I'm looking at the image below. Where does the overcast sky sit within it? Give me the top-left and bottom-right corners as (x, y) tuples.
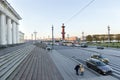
(7, 0), (120, 39)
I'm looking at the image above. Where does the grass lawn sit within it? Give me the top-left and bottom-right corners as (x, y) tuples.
(89, 42), (120, 48)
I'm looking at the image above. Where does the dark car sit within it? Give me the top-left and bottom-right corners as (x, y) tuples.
(80, 43), (88, 48)
(97, 46), (104, 49)
(86, 58), (112, 75)
(91, 54), (109, 64)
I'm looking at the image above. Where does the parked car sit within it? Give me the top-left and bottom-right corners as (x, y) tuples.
(80, 43), (88, 48)
(46, 46), (52, 51)
(91, 54), (109, 64)
(86, 58), (112, 75)
(74, 44), (81, 47)
(97, 46), (104, 49)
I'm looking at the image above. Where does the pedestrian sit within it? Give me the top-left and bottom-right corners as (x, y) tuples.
(74, 64), (80, 75)
(79, 64), (84, 76)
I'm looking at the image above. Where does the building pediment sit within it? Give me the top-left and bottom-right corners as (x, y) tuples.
(0, 0), (22, 21)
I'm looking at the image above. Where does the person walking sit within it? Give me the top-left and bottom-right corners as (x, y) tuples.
(79, 64), (84, 76)
(74, 64), (80, 75)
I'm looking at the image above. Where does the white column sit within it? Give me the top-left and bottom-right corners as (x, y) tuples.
(0, 13), (7, 45)
(7, 18), (12, 45)
(12, 21), (16, 44)
(14, 23), (17, 44)
(16, 24), (19, 43)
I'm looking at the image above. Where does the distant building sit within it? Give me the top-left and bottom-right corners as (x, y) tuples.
(65, 36), (78, 42)
(19, 31), (24, 43)
(87, 34), (120, 42)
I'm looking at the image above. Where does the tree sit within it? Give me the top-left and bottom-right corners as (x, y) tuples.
(100, 35), (105, 43)
(93, 35), (100, 43)
(110, 36), (114, 43)
(86, 35), (92, 42)
(116, 34), (120, 42)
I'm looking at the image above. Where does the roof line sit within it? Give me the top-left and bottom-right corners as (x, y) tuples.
(2, 0), (22, 20)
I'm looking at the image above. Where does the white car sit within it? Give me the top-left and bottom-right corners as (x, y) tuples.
(46, 47), (52, 50)
(74, 44), (81, 47)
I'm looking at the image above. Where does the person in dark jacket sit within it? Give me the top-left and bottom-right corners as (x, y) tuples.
(74, 64), (80, 75)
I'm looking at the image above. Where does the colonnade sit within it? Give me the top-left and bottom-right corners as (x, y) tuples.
(0, 0), (22, 46)
(0, 12), (19, 46)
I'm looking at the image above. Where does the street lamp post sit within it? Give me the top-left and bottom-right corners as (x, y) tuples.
(34, 31), (37, 43)
(82, 32), (84, 42)
(31, 34), (33, 40)
(52, 25), (54, 49)
(108, 26), (110, 47)
(31, 34), (33, 43)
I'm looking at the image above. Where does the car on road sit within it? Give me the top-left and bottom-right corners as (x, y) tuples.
(74, 44), (81, 47)
(86, 58), (112, 75)
(46, 46), (52, 51)
(97, 46), (104, 49)
(91, 54), (109, 64)
(80, 43), (88, 48)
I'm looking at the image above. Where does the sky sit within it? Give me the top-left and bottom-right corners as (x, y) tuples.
(7, 0), (120, 39)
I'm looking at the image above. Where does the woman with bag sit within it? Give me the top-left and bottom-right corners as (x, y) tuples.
(80, 64), (84, 76)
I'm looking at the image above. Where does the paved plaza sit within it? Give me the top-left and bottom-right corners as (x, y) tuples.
(0, 44), (119, 80)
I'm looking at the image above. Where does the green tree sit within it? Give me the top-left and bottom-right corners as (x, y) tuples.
(116, 34), (120, 42)
(93, 35), (100, 43)
(86, 35), (93, 42)
(110, 36), (114, 43)
(101, 35), (105, 43)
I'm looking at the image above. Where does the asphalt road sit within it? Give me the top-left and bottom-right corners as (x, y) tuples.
(53, 45), (120, 79)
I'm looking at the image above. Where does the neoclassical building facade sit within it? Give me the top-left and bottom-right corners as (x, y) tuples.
(0, 0), (22, 46)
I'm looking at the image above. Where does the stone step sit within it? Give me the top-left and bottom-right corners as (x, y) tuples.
(0, 45), (33, 61)
(37, 48), (42, 80)
(0, 47), (27, 67)
(0, 45), (34, 63)
(0, 50), (26, 72)
(0, 50), (30, 80)
(18, 48), (36, 80)
(1, 46), (64, 80)
(6, 52), (33, 80)
(0, 45), (35, 80)
(31, 53), (39, 80)
(11, 47), (38, 80)
(36, 48), (63, 80)
(0, 48), (24, 61)
(9, 52), (34, 80)
(25, 51), (37, 80)
(0, 45), (33, 71)
(0, 44), (25, 56)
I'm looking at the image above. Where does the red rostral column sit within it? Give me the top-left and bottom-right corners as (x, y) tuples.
(61, 23), (65, 40)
